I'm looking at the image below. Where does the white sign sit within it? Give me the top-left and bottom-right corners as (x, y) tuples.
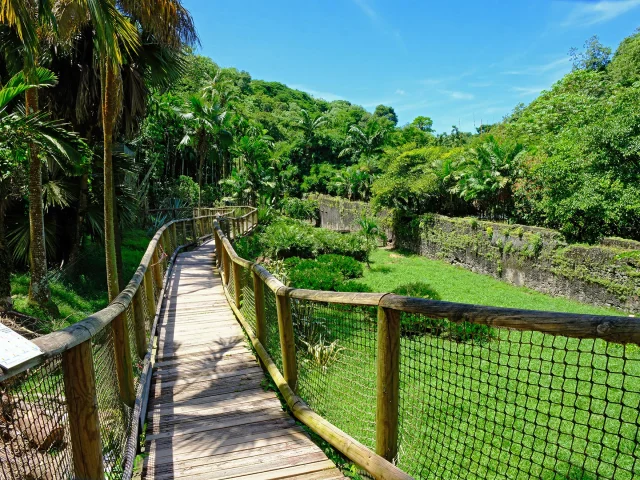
(0, 324), (43, 370)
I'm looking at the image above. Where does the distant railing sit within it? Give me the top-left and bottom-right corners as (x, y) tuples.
(0, 207), (250, 480)
(214, 216), (640, 480)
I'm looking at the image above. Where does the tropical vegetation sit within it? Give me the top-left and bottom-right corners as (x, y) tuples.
(1, 7), (638, 323)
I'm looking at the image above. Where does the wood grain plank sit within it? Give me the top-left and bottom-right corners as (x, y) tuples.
(142, 242), (343, 480)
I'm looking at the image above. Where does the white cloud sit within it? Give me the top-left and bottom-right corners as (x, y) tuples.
(502, 57), (570, 75)
(441, 90), (475, 100)
(469, 81), (493, 87)
(351, 0), (404, 46)
(395, 89), (406, 95)
(352, 0), (378, 20)
(290, 85), (343, 102)
(512, 86), (547, 97)
(561, 0), (640, 27)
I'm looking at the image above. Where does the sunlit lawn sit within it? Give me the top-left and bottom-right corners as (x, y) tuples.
(281, 248), (639, 479)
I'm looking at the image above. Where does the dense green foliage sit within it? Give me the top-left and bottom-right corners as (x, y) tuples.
(2, 16), (639, 317)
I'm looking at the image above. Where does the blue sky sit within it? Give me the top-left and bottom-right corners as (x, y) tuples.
(183, 0), (640, 133)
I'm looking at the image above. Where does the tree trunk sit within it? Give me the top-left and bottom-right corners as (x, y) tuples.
(103, 62), (120, 302)
(67, 172), (89, 276)
(0, 198), (12, 311)
(25, 87), (52, 309)
(113, 174), (124, 291)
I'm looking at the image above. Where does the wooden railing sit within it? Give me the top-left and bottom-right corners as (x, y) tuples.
(214, 216), (640, 480)
(0, 208), (251, 480)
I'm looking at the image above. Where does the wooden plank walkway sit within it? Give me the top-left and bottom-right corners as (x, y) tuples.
(142, 241), (346, 480)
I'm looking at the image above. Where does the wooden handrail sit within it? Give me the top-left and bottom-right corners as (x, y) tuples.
(212, 215), (639, 480)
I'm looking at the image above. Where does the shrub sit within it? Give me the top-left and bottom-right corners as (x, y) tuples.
(486, 226), (494, 238)
(317, 254), (364, 279)
(287, 260), (344, 291)
(280, 197), (319, 221)
(259, 218), (368, 261)
(337, 280), (373, 293)
(393, 282), (493, 343)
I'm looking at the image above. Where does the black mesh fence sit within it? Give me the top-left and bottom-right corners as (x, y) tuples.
(0, 356), (73, 480)
(264, 287), (283, 373)
(240, 265), (256, 334)
(227, 264), (236, 308)
(291, 299), (378, 450)
(92, 326), (132, 478)
(397, 312), (640, 480)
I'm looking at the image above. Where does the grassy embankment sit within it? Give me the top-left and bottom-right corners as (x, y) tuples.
(279, 248), (635, 480)
(10, 229), (151, 332)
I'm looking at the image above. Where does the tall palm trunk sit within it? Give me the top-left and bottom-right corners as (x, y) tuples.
(103, 62), (120, 301)
(25, 87), (52, 308)
(67, 170), (89, 276)
(0, 196), (12, 311)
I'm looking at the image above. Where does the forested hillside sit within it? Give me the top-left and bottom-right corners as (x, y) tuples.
(141, 30), (640, 244)
(1, 24), (639, 313)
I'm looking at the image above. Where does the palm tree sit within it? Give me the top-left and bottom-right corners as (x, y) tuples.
(1, 0), (58, 308)
(54, 0), (196, 300)
(296, 109), (327, 143)
(339, 120), (390, 161)
(180, 95), (229, 207)
(0, 68), (84, 309)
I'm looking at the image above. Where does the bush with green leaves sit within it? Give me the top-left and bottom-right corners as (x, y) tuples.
(287, 259), (344, 291)
(259, 218), (367, 260)
(316, 254), (363, 279)
(280, 197), (319, 221)
(393, 282), (493, 342)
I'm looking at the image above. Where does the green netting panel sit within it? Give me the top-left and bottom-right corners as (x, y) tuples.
(92, 327), (131, 478)
(291, 299), (378, 450)
(0, 356), (74, 480)
(240, 266), (256, 334)
(397, 312), (640, 480)
(264, 288), (282, 372)
(227, 265), (236, 308)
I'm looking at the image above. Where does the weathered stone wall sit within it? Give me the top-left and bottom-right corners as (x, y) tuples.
(312, 194), (393, 241)
(315, 195), (640, 313)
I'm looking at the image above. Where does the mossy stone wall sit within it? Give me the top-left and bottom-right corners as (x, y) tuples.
(315, 195), (640, 313)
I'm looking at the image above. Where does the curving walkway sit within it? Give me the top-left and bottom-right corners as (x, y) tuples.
(142, 241), (346, 480)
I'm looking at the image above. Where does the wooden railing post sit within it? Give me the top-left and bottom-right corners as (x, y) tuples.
(171, 223), (178, 250)
(214, 228), (222, 268)
(276, 288), (297, 392)
(151, 248), (163, 301)
(192, 218), (197, 241)
(182, 220), (187, 244)
(253, 270), (266, 345)
(62, 340), (104, 480)
(132, 286), (147, 359)
(144, 269), (156, 323)
(112, 311), (136, 407)
(232, 218), (237, 240)
(222, 243), (230, 285)
(233, 261), (243, 307)
(376, 306), (401, 462)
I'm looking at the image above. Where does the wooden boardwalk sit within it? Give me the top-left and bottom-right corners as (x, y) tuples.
(142, 242), (346, 480)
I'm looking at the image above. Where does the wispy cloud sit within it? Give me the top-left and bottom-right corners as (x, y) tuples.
(561, 0), (640, 27)
(351, 0), (404, 47)
(290, 85), (343, 102)
(501, 56), (570, 75)
(469, 81), (494, 88)
(441, 90), (475, 100)
(512, 86), (547, 97)
(395, 89), (406, 95)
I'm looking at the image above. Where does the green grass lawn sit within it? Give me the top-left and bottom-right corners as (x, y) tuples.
(265, 248), (639, 480)
(354, 248), (622, 316)
(10, 228), (152, 332)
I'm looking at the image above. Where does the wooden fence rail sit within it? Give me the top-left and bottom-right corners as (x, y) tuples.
(213, 215), (640, 480)
(0, 207), (254, 480)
